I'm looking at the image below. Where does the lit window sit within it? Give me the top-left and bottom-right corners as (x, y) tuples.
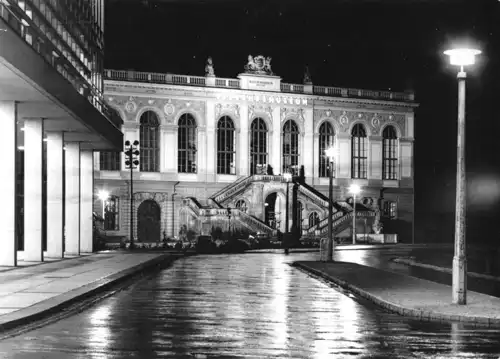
(217, 116), (235, 174)
(383, 201), (398, 219)
(351, 124), (367, 179)
(139, 111), (160, 172)
(178, 113), (197, 173)
(104, 196), (119, 230)
(235, 199), (247, 213)
(308, 212), (320, 228)
(383, 126), (398, 180)
(319, 121), (334, 178)
(250, 118), (268, 175)
(99, 151), (120, 171)
(282, 120), (300, 175)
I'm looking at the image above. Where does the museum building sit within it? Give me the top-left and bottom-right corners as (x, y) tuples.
(96, 55), (417, 243)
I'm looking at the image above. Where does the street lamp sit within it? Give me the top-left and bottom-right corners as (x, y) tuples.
(324, 146), (337, 261)
(97, 190), (109, 226)
(125, 140), (140, 249)
(444, 46), (481, 305)
(349, 184), (361, 245)
(283, 172), (292, 254)
(227, 207), (232, 236)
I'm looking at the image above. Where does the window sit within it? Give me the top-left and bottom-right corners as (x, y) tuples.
(178, 113), (197, 173)
(235, 199), (247, 213)
(99, 151), (120, 171)
(139, 111), (160, 172)
(217, 116), (235, 174)
(319, 121), (335, 178)
(104, 196), (119, 230)
(250, 118), (268, 175)
(308, 212), (320, 228)
(383, 201), (398, 219)
(383, 125), (398, 180)
(282, 119), (300, 175)
(351, 124), (367, 179)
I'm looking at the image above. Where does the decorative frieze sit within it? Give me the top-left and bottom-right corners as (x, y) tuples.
(215, 103), (240, 119)
(133, 191), (169, 203)
(249, 104), (273, 121)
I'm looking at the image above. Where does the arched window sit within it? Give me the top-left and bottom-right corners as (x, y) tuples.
(250, 118), (268, 175)
(235, 199), (247, 213)
(178, 113), (197, 173)
(217, 116), (235, 174)
(308, 212), (319, 228)
(282, 119), (300, 175)
(139, 111), (160, 172)
(351, 124), (367, 179)
(383, 125), (398, 180)
(319, 121), (335, 178)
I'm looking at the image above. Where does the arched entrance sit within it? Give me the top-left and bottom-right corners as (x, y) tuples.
(137, 200), (161, 242)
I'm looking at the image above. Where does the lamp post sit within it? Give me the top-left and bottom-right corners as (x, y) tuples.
(125, 140), (140, 249)
(324, 146), (337, 261)
(283, 172), (292, 254)
(97, 190), (109, 228)
(444, 47), (481, 305)
(349, 184), (361, 245)
(227, 207), (232, 236)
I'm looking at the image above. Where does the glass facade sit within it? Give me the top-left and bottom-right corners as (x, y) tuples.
(0, 1), (119, 126)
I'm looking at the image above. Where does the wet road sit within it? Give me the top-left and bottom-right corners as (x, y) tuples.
(2, 250), (500, 358)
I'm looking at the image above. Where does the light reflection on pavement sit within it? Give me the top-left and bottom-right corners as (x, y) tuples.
(0, 250), (500, 358)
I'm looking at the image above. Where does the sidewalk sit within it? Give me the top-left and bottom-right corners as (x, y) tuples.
(293, 261), (500, 327)
(246, 243), (452, 253)
(0, 251), (188, 334)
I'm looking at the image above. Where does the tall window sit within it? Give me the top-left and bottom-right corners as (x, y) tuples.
(351, 124), (367, 179)
(104, 196), (119, 230)
(250, 118), (268, 175)
(308, 212), (319, 228)
(319, 122), (335, 177)
(139, 111), (160, 172)
(178, 113), (197, 173)
(99, 151), (121, 171)
(383, 201), (398, 219)
(282, 120), (300, 175)
(235, 199), (248, 213)
(217, 116), (235, 174)
(383, 125), (398, 180)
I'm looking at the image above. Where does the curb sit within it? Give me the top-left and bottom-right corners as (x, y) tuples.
(0, 253), (191, 334)
(292, 262), (500, 328)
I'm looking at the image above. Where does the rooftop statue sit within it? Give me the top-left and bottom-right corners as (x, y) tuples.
(303, 65), (312, 84)
(205, 56), (215, 76)
(244, 55), (274, 75)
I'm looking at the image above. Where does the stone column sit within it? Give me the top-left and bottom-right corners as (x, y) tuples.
(23, 118), (44, 262)
(206, 100), (216, 181)
(0, 102), (17, 266)
(271, 107), (280, 174)
(65, 142), (80, 255)
(80, 150), (94, 253)
(303, 108), (314, 181)
(337, 133), (351, 178)
(46, 132), (64, 258)
(166, 198), (174, 237)
(312, 133), (319, 184)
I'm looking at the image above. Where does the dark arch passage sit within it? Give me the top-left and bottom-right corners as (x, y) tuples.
(137, 200), (161, 242)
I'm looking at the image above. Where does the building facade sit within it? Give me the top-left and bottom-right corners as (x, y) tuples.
(0, 0), (123, 266)
(98, 55), (417, 243)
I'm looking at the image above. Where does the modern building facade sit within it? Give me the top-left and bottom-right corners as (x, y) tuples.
(0, 0), (123, 266)
(98, 55), (417, 244)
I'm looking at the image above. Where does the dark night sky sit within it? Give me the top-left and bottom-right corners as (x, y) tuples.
(105, 0), (500, 228)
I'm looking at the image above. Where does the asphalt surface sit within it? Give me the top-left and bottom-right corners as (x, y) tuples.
(1, 249), (500, 358)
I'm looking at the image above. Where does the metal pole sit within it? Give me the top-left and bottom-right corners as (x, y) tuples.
(327, 159), (333, 261)
(130, 150), (134, 249)
(352, 193), (357, 245)
(285, 182), (289, 234)
(453, 70), (467, 305)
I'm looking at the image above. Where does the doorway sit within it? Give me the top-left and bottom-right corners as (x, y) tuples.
(137, 200), (161, 242)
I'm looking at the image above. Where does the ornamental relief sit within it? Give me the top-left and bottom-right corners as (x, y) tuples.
(248, 104), (273, 122)
(313, 109), (406, 136)
(280, 107), (305, 128)
(134, 191), (169, 203)
(215, 103), (240, 119)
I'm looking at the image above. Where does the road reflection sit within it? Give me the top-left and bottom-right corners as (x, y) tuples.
(1, 251), (500, 358)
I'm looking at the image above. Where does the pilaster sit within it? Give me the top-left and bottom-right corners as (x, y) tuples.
(239, 103), (249, 175)
(337, 133), (351, 178)
(369, 135), (382, 180)
(303, 108), (314, 181)
(271, 106), (280, 173)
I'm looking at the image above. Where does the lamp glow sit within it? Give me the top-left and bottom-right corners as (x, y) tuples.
(444, 48), (481, 67)
(349, 184), (361, 195)
(283, 172), (292, 182)
(97, 190), (109, 202)
(324, 146), (337, 160)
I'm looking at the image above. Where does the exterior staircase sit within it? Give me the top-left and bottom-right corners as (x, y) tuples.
(182, 174), (376, 239)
